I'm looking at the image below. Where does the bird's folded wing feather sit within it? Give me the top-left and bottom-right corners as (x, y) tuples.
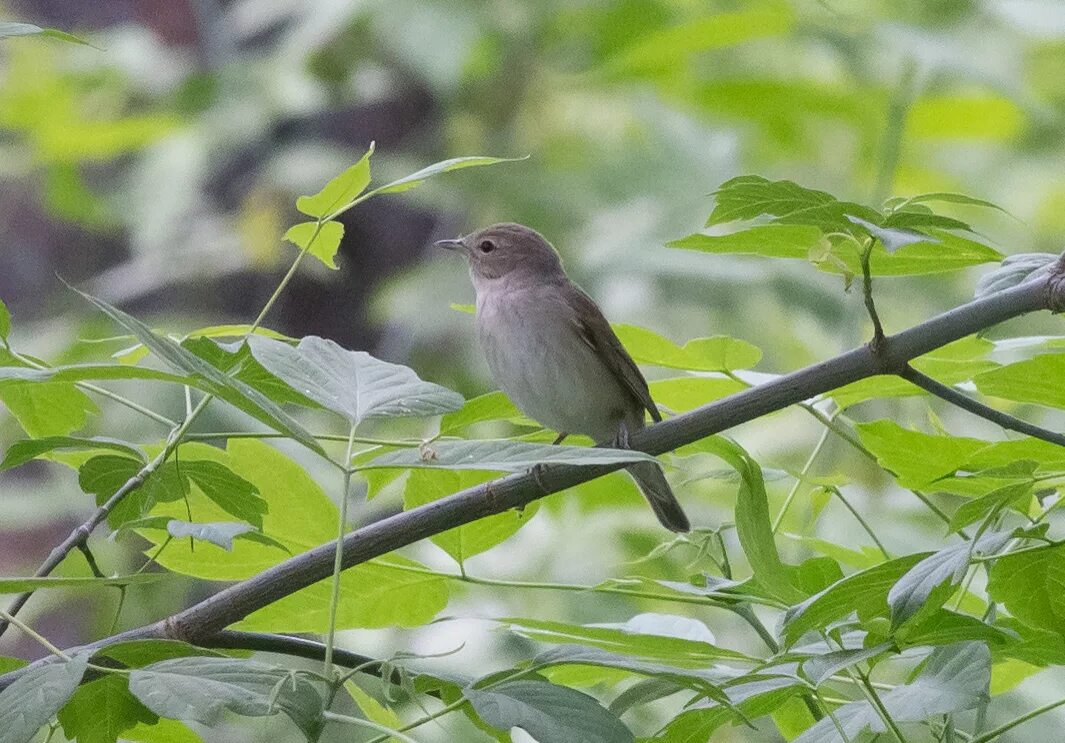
(565, 283), (662, 423)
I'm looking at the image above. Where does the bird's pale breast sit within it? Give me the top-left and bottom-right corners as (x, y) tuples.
(475, 280), (631, 441)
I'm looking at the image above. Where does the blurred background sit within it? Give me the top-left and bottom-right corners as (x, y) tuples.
(2, 0), (1065, 740)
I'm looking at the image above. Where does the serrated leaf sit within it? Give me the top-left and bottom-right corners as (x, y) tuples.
(79, 455), (187, 527)
(987, 544), (1065, 634)
(66, 285), (322, 454)
(248, 335), (463, 426)
(371, 156), (524, 195)
(0, 652), (89, 743)
(0, 350), (97, 437)
(464, 678), (634, 743)
(975, 253), (1058, 299)
(128, 657), (325, 739)
(296, 143), (374, 218)
(669, 224), (825, 260)
(904, 191), (1008, 213)
(613, 325), (761, 372)
(794, 642), (989, 743)
(282, 220), (345, 269)
(2, 435), (144, 470)
(182, 460), (266, 528)
(707, 175), (881, 230)
(366, 439), (656, 471)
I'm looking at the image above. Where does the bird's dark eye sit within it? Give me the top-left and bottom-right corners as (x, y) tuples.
(478, 239), (495, 253)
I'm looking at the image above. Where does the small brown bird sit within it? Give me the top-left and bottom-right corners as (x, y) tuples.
(437, 222), (690, 532)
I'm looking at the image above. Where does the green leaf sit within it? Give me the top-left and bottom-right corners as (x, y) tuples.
(118, 718), (204, 743)
(800, 642), (895, 687)
(783, 553), (929, 646)
(78, 455), (186, 527)
(0, 351), (98, 437)
(0, 652), (89, 743)
(182, 460), (267, 528)
(974, 253), (1057, 299)
(668, 224), (825, 260)
(887, 531), (1012, 629)
(67, 285), (323, 454)
(343, 680), (402, 735)
(247, 335), (463, 426)
(693, 437), (802, 602)
(404, 469), (537, 566)
(505, 617), (752, 664)
(296, 142), (374, 218)
(439, 391), (524, 432)
(707, 175), (882, 231)
(127, 657), (325, 740)
(181, 337), (317, 408)
(903, 192), (1008, 213)
(855, 420), (986, 489)
(0, 298), (9, 342)
(975, 354), (1065, 409)
(794, 642), (990, 743)
(0, 22), (94, 46)
(534, 645), (728, 693)
(987, 544), (1065, 634)
(464, 678), (634, 743)
(949, 481), (1033, 532)
(282, 220), (345, 270)
(656, 676), (805, 742)
(613, 325), (761, 372)
(896, 609), (1015, 649)
(371, 156), (525, 196)
(2, 436), (144, 470)
(366, 439), (656, 471)
(57, 674), (156, 743)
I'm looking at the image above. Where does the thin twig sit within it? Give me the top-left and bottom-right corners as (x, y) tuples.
(900, 365), (1065, 448)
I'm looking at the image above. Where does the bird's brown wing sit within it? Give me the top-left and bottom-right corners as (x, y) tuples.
(565, 282), (662, 423)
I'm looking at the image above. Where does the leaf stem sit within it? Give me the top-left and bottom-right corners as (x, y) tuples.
(773, 421), (833, 533)
(323, 425), (360, 678)
(0, 608), (70, 660)
(321, 710), (422, 743)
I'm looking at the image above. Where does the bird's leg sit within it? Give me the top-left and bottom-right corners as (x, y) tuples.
(530, 432), (568, 494)
(613, 420), (631, 450)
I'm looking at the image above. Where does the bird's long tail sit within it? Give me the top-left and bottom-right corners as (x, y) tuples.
(626, 461), (691, 533)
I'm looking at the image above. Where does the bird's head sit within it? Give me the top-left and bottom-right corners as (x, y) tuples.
(435, 222), (564, 283)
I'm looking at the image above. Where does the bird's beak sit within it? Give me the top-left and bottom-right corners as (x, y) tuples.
(434, 237), (467, 252)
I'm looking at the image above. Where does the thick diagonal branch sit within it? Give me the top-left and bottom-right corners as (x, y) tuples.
(1, 264), (1062, 691)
